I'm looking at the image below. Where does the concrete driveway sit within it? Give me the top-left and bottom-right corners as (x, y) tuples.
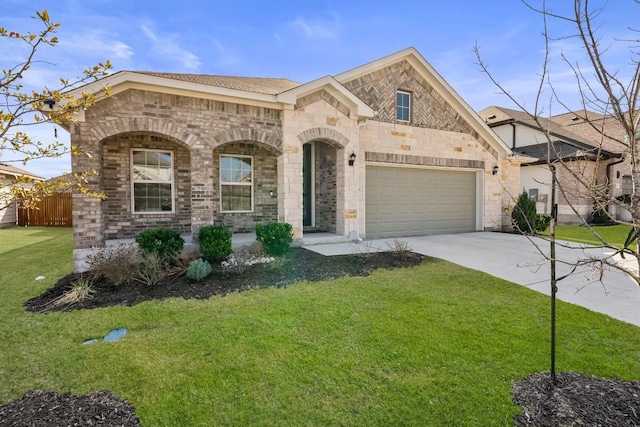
(304, 232), (640, 327)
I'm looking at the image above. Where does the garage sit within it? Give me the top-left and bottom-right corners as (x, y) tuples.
(365, 165), (478, 238)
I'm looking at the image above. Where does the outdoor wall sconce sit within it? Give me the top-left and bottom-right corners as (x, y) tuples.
(43, 99), (56, 109)
(492, 165), (499, 175)
(348, 152), (356, 166)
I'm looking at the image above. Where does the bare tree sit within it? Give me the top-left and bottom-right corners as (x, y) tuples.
(475, 0), (640, 381)
(475, 0), (640, 282)
(0, 10), (111, 210)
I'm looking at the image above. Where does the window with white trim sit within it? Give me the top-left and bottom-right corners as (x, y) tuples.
(396, 90), (410, 122)
(131, 149), (174, 213)
(220, 155), (253, 212)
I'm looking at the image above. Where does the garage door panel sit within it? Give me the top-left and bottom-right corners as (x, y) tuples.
(366, 166), (477, 238)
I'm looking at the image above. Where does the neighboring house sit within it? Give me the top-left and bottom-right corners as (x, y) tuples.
(59, 47), (524, 271)
(0, 163), (45, 228)
(479, 106), (622, 223)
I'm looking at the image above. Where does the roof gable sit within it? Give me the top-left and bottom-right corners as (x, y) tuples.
(336, 48), (513, 158)
(277, 75), (374, 119)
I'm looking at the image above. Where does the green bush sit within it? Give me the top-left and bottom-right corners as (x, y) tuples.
(534, 214), (551, 233)
(590, 202), (610, 224)
(255, 222), (293, 256)
(511, 192), (537, 233)
(135, 228), (184, 259)
(186, 258), (212, 282)
(199, 225), (232, 262)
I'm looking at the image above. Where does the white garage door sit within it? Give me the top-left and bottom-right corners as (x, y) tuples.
(366, 166), (478, 238)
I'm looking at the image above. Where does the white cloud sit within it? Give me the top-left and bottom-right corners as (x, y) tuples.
(60, 32), (134, 61)
(289, 15), (340, 40)
(140, 23), (201, 71)
(210, 39), (243, 68)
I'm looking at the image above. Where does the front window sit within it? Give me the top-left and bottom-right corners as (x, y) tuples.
(220, 155), (253, 212)
(131, 149), (174, 213)
(396, 90), (410, 122)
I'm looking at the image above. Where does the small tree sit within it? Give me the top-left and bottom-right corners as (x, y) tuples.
(475, 0), (640, 383)
(512, 191), (537, 233)
(0, 10), (111, 209)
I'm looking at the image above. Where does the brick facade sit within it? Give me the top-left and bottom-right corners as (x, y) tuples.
(313, 141), (337, 233)
(72, 88), (284, 250)
(70, 48), (518, 271)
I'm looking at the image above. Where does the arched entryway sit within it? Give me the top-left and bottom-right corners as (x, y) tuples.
(302, 140), (340, 234)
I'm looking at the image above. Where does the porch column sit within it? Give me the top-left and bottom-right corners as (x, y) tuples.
(279, 106), (303, 238)
(71, 122), (105, 271)
(189, 145), (215, 239)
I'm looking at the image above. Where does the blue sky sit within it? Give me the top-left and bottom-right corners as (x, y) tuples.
(3, 0), (637, 178)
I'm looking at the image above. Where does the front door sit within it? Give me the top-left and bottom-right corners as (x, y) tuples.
(303, 143), (313, 227)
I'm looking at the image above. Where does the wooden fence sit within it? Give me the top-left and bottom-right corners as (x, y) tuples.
(18, 192), (72, 227)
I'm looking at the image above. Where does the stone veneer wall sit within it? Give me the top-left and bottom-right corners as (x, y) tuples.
(212, 142), (278, 232)
(314, 141), (337, 233)
(102, 133), (191, 239)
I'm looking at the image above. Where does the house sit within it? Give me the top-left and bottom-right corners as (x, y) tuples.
(0, 163), (46, 228)
(59, 47), (524, 271)
(479, 106), (623, 223)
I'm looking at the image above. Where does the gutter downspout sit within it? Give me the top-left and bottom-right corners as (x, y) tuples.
(607, 155), (626, 216)
(510, 122), (517, 149)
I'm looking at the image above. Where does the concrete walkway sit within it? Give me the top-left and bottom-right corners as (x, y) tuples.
(303, 232), (640, 328)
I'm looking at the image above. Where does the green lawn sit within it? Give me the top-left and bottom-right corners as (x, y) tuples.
(550, 224), (636, 248)
(2, 227), (640, 426)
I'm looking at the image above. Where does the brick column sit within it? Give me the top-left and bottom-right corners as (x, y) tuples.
(71, 122), (105, 271)
(189, 145), (215, 239)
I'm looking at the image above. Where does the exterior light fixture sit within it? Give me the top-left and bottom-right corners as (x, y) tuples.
(492, 165), (499, 175)
(43, 99), (56, 109)
(348, 152), (356, 166)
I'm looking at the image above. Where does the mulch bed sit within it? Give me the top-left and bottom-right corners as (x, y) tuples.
(0, 390), (141, 426)
(513, 372), (640, 426)
(24, 247), (424, 313)
(11, 248), (640, 425)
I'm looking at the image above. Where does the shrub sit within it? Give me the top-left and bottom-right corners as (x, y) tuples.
(534, 214), (551, 233)
(386, 239), (413, 259)
(46, 275), (95, 310)
(186, 258), (212, 282)
(512, 191), (537, 233)
(590, 202), (610, 224)
(166, 250), (200, 279)
(199, 225), (232, 262)
(135, 228), (184, 259)
(87, 244), (140, 286)
(255, 222), (293, 256)
(135, 252), (169, 286)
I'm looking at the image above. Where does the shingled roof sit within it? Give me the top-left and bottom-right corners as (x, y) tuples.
(0, 163), (45, 181)
(135, 72), (301, 95)
(480, 106), (621, 158)
(550, 110), (629, 153)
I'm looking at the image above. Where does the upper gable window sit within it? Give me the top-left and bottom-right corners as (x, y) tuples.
(396, 90), (410, 122)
